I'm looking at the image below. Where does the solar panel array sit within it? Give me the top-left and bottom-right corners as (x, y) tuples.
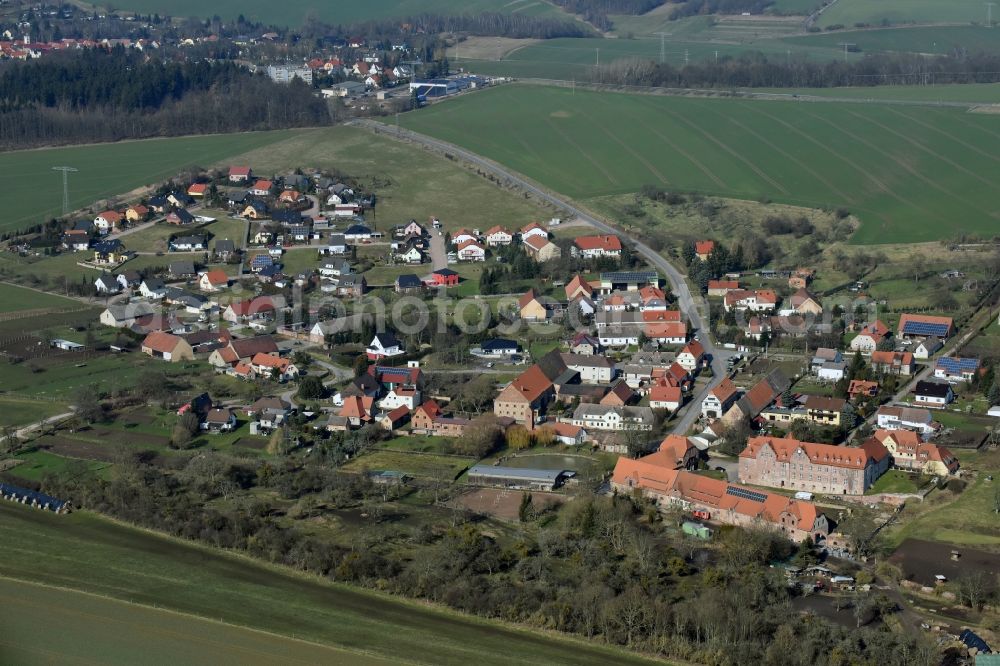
(937, 357), (979, 372)
(902, 321), (950, 337)
(601, 271), (658, 283)
(726, 485), (768, 503)
(0, 482), (68, 511)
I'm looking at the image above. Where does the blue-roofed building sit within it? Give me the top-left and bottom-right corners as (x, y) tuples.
(0, 482), (72, 513)
(599, 271), (659, 293)
(473, 338), (520, 358)
(408, 78), (460, 98)
(272, 209), (303, 226)
(934, 356), (980, 383)
(250, 254), (274, 272)
(898, 313), (954, 339)
(467, 465), (574, 491)
(961, 629), (992, 655)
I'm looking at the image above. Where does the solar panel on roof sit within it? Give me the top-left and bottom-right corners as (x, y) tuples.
(601, 271), (658, 283)
(726, 486), (768, 503)
(902, 321), (949, 336)
(937, 357), (979, 372)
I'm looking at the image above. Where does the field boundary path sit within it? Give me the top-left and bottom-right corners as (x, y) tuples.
(514, 78), (981, 108)
(351, 119), (731, 435)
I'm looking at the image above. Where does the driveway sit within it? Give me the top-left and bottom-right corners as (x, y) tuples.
(428, 232), (447, 271)
(349, 120), (735, 436)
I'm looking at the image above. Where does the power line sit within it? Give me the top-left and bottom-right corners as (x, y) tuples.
(987, 2), (997, 26)
(653, 32), (672, 64)
(52, 166), (77, 216)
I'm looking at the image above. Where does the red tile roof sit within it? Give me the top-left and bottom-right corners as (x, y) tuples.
(574, 234), (622, 252)
(649, 385), (682, 405)
(142, 331), (183, 353)
(505, 365), (554, 404)
(742, 436), (888, 469)
(642, 309), (681, 323)
(710, 377), (738, 402)
(202, 269), (229, 286)
(695, 240), (715, 256)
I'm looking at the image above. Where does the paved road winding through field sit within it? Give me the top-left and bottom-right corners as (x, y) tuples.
(351, 119), (731, 436)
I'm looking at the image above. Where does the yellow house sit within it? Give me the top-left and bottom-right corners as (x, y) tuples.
(125, 204), (149, 223)
(519, 289), (548, 321)
(761, 395), (846, 428)
(790, 288), (823, 315)
(242, 203), (268, 220)
(93, 240), (126, 265)
(523, 235), (562, 263)
(872, 429), (960, 476)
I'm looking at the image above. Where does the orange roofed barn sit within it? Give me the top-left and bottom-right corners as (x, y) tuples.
(613, 451), (829, 544)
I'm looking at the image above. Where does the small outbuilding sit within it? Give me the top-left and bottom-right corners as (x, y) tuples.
(467, 465), (572, 491)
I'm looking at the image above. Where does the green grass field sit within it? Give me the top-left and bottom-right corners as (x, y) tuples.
(784, 25), (1000, 57)
(0, 503), (655, 665)
(0, 283), (83, 313)
(342, 449), (475, 480)
(0, 130), (303, 234)
(7, 449), (111, 481)
(817, 0), (996, 27)
(0, 578), (384, 666)
(748, 82), (1000, 103)
(866, 470), (922, 495)
(400, 84), (1000, 243)
(98, 0), (570, 27)
(233, 126), (551, 233)
(459, 33), (862, 79)
(886, 449), (1000, 550)
(0, 397), (68, 428)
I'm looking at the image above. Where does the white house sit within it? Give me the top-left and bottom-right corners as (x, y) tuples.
(816, 362), (847, 382)
(913, 381), (953, 408)
(456, 240), (486, 262)
(564, 355), (615, 384)
(649, 385), (682, 411)
(875, 405), (937, 436)
(545, 422), (587, 446)
(702, 378), (739, 420)
(675, 341), (705, 372)
(397, 246), (425, 264)
(378, 387), (421, 411)
(198, 270), (229, 292)
(914, 337), (943, 359)
(451, 229), (477, 246)
(472, 338), (520, 358)
(570, 404), (654, 432)
(598, 329), (640, 347)
(485, 226), (513, 247)
(520, 222), (548, 242)
(139, 278), (167, 300)
(366, 331), (404, 360)
(170, 235), (206, 251)
(94, 273), (121, 295)
(934, 357), (980, 384)
(94, 211), (122, 234)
